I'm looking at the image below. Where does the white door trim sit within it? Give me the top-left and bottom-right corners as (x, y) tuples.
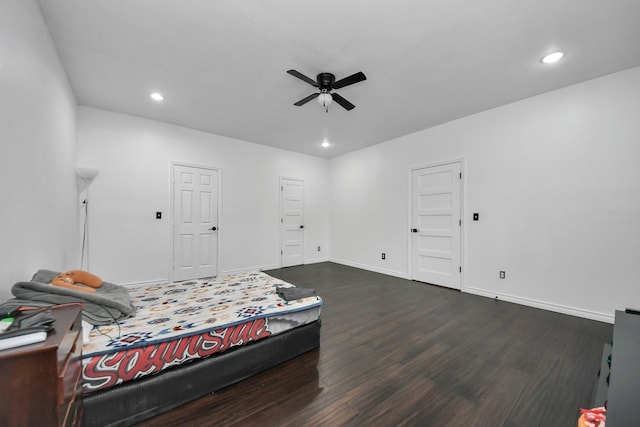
(169, 161), (222, 283)
(407, 158), (465, 290)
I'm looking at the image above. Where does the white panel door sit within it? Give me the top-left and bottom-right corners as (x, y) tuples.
(173, 165), (219, 281)
(411, 162), (461, 289)
(280, 178), (304, 267)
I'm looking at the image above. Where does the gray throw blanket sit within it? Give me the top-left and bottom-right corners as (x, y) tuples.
(276, 286), (317, 301)
(11, 269), (135, 325)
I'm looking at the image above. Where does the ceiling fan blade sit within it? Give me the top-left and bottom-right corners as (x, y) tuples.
(294, 93), (320, 106)
(287, 70), (319, 87)
(331, 93), (355, 111)
(332, 71), (366, 90)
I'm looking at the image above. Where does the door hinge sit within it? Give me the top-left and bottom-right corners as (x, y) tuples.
(281, 218), (283, 223)
(281, 250), (283, 255)
(459, 266), (462, 273)
(281, 186), (283, 191)
(459, 172), (462, 179)
(459, 219), (462, 226)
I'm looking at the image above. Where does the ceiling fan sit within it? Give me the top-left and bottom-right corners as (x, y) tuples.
(287, 69), (367, 111)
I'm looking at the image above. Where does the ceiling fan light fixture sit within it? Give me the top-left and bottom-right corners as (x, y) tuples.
(317, 92), (332, 108)
(150, 92), (164, 101)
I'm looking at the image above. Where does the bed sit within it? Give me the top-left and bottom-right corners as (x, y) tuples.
(12, 270), (322, 427)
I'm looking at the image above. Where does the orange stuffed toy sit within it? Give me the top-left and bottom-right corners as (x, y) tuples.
(51, 270), (103, 294)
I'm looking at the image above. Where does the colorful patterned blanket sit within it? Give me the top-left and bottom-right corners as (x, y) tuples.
(83, 271), (323, 357)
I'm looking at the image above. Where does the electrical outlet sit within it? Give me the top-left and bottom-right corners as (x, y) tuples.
(156, 211), (162, 219)
(381, 253), (386, 260)
(499, 271), (505, 279)
(317, 246), (321, 252)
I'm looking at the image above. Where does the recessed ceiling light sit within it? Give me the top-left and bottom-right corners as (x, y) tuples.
(321, 140), (330, 148)
(541, 51), (564, 64)
(150, 92), (164, 101)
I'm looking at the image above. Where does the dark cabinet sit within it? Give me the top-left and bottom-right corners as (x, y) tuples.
(0, 305), (84, 426)
(592, 310), (640, 426)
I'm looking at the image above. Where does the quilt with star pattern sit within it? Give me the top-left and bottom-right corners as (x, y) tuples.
(81, 271), (322, 394)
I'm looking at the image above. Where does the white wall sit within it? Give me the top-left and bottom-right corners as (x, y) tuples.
(77, 107), (330, 285)
(330, 66), (640, 322)
(0, 0), (78, 300)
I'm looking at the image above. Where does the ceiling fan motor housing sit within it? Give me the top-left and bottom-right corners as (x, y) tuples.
(317, 73), (335, 90)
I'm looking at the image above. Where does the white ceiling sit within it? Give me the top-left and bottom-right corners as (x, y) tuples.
(38, 0), (640, 158)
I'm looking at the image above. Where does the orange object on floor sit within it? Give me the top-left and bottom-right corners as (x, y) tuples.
(578, 407), (606, 427)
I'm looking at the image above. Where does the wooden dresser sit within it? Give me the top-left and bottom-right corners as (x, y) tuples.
(0, 305), (84, 427)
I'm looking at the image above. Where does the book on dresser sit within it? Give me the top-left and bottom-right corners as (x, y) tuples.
(0, 326), (50, 350)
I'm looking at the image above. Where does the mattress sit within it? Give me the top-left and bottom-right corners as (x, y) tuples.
(81, 272), (322, 394)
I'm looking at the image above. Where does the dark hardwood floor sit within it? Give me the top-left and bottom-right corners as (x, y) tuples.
(136, 262), (612, 427)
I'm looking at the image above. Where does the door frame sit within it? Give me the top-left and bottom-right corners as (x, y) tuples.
(407, 158), (465, 290)
(169, 161), (222, 283)
(279, 176), (305, 268)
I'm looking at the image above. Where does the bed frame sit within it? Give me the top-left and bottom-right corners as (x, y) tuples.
(83, 321), (321, 427)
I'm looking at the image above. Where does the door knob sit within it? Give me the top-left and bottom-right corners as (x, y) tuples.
(210, 226), (217, 231)
(411, 228), (418, 233)
(299, 225), (304, 229)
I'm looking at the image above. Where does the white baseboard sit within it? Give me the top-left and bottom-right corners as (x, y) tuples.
(122, 278), (168, 287)
(465, 285), (615, 324)
(325, 259), (614, 323)
(303, 257), (330, 265)
(122, 264), (613, 324)
(125, 261), (330, 285)
(329, 257), (409, 280)
(258, 257), (329, 272)
(221, 266), (262, 275)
